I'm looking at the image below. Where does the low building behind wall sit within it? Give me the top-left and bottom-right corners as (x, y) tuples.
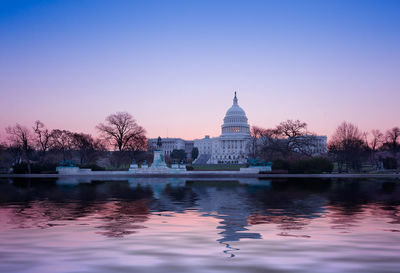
(148, 138), (185, 156)
(303, 135), (328, 156)
(148, 138), (194, 159)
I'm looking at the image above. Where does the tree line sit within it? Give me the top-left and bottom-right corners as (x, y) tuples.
(1, 112), (147, 173)
(329, 122), (399, 172)
(1, 114), (399, 173)
(250, 120), (399, 172)
(249, 119), (320, 160)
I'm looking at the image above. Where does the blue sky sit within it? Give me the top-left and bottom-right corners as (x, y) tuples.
(1, 0), (399, 139)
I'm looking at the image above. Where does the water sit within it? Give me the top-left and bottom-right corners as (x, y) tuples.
(0, 177), (399, 273)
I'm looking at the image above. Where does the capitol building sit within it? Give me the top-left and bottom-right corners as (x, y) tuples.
(148, 92), (251, 164)
(194, 92), (251, 164)
(148, 92), (327, 164)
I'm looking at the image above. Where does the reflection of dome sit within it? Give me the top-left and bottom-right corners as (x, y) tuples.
(221, 92), (250, 136)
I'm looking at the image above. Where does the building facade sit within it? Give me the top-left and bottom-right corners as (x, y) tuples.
(297, 135), (328, 156)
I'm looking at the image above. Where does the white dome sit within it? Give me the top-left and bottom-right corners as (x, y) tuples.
(221, 92), (250, 136)
(226, 104), (246, 117)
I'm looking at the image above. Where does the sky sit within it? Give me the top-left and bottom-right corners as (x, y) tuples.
(0, 0), (399, 141)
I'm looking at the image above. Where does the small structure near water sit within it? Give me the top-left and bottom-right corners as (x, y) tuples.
(129, 137), (187, 174)
(240, 158), (272, 173)
(56, 160), (92, 174)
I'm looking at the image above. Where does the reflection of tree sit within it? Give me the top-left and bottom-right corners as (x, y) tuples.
(248, 181), (327, 233)
(6, 201), (76, 229)
(96, 199), (150, 238)
(248, 214), (312, 232)
(379, 185), (400, 226)
(324, 180), (400, 231)
(382, 206), (400, 226)
(0, 179), (153, 237)
(327, 180), (386, 230)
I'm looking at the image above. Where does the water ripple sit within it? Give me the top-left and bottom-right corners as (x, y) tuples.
(0, 178), (399, 273)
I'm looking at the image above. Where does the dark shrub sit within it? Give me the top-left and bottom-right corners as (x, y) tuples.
(191, 147), (199, 160)
(12, 163), (29, 174)
(32, 163), (58, 174)
(382, 157), (398, 169)
(289, 157), (333, 174)
(186, 165), (194, 171)
(170, 149), (186, 162)
(272, 159), (291, 171)
(12, 163), (58, 174)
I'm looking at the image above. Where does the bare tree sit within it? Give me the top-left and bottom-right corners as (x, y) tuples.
(274, 119), (316, 157)
(249, 126), (269, 158)
(96, 112), (146, 151)
(33, 120), (51, 160)
(250, 120), (318, 161)
(259, 128), (280, 158)
(276, 120), (308, 138)
(369, 129), (384, 166)
(5, 124), (32, 173)
(125, 133), (147, 151)
(384, 127), (400, 156)
(0, 142), (10, 171)
(50, 129), (74, 161)
(328, 122), (366, 172)
(72, 133), (105, 165)
(370, 129), (384, 151)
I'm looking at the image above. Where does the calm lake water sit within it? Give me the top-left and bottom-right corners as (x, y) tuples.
(0, 177), (399, 273)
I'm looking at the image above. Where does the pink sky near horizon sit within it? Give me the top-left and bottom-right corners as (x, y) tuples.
(1, 88), (399, 142)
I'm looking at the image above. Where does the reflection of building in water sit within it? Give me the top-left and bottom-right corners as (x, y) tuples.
(154, 182), (198, 213)
(183, 180), (262, 257)
(187, 181), (260, 239)
(148, 179), (263, 257)
(56, 177), (326, 244)
(2, 178), (330, 249)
